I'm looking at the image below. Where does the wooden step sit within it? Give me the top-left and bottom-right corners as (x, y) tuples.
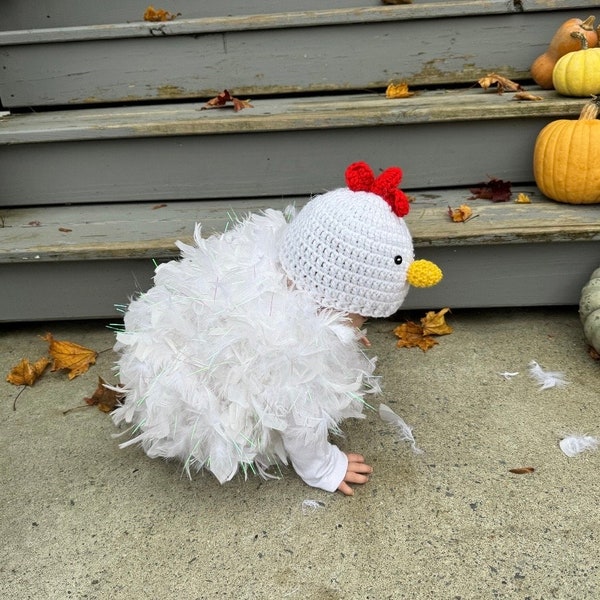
(1, 1), (598, 107)
(1, 190), (598, 321)
(0, 89), (588, 206)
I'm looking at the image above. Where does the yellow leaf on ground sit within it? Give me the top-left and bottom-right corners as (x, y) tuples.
(42, 333), (97, 380)
(386, 81), (415, 99)
(394, 308), (453, 351)
(394, 321), (439, 351)
(421, 308), (453, 336)
(6, 357), (50, 386)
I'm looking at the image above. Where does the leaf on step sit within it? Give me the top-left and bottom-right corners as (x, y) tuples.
(143, 6), (180, 21)
(84, 376), (124, 413)
(41, 333), (97, 380)
(513, 91), (543, 101)
(514, 193), (531, 204)
(6, 357), (50, 387)
(447, 204), (474, 222)
(469, 177), (512, 202)
(394, 308), (453, 351)
(477, 73), (524, 94)
(58, 227), (72, 233)
(385, 81), (415, 99)
(201, 90), (253, 112)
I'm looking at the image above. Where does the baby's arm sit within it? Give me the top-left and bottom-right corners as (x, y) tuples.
(282, 429), (373, 495)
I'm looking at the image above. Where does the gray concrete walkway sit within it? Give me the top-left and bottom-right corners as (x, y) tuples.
(1, 307), (599, 599)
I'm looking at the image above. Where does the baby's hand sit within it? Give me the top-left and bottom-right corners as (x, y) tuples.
(337, 453), (373, 496)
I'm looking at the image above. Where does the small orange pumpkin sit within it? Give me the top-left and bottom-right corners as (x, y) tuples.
(533, 97), (600, 204)
(530, 15), (598, 89)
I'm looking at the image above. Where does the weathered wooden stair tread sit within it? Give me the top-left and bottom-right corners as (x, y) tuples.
(0, 89), (586, 143)
(2, 0), (599, 106)
(2, 188), (598, 264)
(4, 1), (592, 42)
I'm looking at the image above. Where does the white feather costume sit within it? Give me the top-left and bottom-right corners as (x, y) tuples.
(113, 162), (442, 492)
(113, 209), (380, 491)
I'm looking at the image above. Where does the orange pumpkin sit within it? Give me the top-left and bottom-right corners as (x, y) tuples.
(530, 15), (598, 89)
(533, 97), (600, 204)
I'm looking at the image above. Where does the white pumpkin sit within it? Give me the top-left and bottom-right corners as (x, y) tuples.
(580, 267), (600, 353)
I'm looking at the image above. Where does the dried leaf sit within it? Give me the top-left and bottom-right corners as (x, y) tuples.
(143, 6), (179, 21)
(42, 333), (97, 380)
(6, 357), (50, 386)
(447, 204), (474, 223)
(514, 193), (531, 204)
(152, 203), (167, 210)
(201, 90), (253, 112)
(513, 91), (543, 101)
(509, 467), (535, 474)
(58, 227), (72, 233)
(421, 308), (453, 336)
(385, 81), (415, 99)
(394, 322), (439, 351)
(84, 376), (124, 413)
(478, 73), (524, 94)
(469, 177), (512, 202)
(27, 221), (41, 227)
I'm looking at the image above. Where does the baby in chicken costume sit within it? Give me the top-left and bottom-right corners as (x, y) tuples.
(112, 162), (442, 495)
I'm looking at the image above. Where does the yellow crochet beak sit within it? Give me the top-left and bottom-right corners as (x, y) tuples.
(406, 259), (443, 288)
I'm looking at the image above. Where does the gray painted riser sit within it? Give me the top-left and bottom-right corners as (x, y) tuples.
(2, 5), (599, 107)
(0, 116), (566, 206)
(1, 242), (597, 321)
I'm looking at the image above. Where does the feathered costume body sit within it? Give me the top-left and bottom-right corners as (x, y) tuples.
(113, 209), (380, 491)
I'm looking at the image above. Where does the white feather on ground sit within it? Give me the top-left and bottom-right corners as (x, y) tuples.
(559, 435), (599, 457)
(378, 403), (423, 454)
(528, 360), (569, 390)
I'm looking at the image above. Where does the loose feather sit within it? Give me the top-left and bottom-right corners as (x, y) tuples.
(528, 360), (569, 390)
(379, 403), (423, 454)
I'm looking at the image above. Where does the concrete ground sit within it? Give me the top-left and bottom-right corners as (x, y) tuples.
(1, 307), (599, 600)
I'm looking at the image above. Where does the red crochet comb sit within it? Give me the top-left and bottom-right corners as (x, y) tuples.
(345, 161), (410, 217)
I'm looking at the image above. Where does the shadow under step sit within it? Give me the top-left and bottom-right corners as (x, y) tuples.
(1, 189), (598, 321)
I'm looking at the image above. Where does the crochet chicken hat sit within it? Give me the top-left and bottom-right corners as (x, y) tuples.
(279, 161), (442, 318)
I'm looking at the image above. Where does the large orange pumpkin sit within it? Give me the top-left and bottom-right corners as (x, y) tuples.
(533, 97), (600, 204)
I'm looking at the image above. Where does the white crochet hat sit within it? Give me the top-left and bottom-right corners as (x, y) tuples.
(279, 161), (440, 318)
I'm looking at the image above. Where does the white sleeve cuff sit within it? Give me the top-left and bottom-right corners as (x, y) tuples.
(282, 430), (348, 492)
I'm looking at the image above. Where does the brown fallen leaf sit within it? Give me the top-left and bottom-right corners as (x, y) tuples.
(478, 73), (524, 94)
(42, 333), (97, 380)
(84, 376), (124, 413)
(394, 308), (453, 351)
(58, 227), (72, 233)
(509, 467), (535, 474)
(6, 357), (50, 387)
(152, 203), (167, 210)
(447, 204), (474, 223)
(513, 91), (543, 102)
(469, 177), (512, 202)
(394, 321), (438, 351)
(421, 307), (453, 336)
(143, 6), (180, 21)
(201, 90), (253, 112)
(385, 81), (415, 99)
